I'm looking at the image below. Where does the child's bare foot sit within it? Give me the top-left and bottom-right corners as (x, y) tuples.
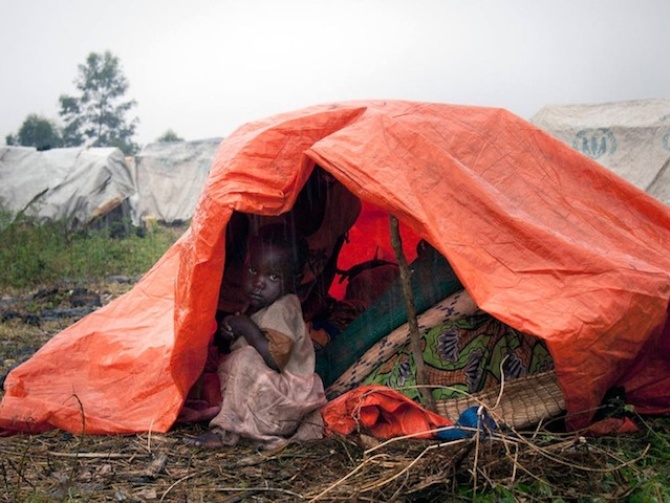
(183, 430), (238, 449)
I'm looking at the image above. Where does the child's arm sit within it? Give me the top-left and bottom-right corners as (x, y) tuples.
(223, 314), (280, 371)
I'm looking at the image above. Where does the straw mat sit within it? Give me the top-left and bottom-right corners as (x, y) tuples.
(435, 370), (566, 430)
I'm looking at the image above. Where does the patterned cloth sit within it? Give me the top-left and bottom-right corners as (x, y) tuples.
(326, 289), (480, 398)
(209, 295), (327, 449)
(362, 312), (554, 402)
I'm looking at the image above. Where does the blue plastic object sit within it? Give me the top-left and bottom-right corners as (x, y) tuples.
(436, 406), (497, 441)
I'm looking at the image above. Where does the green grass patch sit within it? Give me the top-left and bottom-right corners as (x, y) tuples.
(0, 217), (185, 289)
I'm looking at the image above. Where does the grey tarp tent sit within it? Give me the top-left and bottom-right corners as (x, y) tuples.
(0, 146), (135, 230)
(531, 98), (670, 204)
(129, 138), (223, 226)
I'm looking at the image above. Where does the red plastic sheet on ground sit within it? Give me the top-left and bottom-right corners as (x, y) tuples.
(322, 385), (452, 439)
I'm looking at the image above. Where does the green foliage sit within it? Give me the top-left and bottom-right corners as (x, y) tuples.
(0, 216), (184, 289)
(0, 206), (14, 230)
(58, 51), (139, 155)
(8, 114), (63, 151)
(157, 128), (184, 143)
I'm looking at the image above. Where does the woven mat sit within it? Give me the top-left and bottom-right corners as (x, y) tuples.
(435, 370), (565, 430)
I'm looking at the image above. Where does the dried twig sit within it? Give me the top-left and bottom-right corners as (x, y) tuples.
(389, 214), (434, 411)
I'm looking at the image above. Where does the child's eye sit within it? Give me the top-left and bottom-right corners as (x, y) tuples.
(248, 267), (257, 275)
(269, 274), (280, 282)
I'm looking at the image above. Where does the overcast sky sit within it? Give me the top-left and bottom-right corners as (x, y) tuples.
(2, 0), (669, 147)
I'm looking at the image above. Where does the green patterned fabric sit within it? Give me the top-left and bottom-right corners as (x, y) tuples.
(362, 313), (554, 402)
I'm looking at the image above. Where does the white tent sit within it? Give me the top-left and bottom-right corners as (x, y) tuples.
(531, 99), (670, 204)
(129, 138), (222, 225)
(0, 146), (135, 229)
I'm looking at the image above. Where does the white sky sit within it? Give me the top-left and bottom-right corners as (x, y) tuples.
(2, 0), (669, 147)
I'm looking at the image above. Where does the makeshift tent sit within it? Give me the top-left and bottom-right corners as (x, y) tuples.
(129, 138), (223, 225)
(0, 146), (135, 230)
(2, 100), (670, 435)
(531, 98), (670, 205)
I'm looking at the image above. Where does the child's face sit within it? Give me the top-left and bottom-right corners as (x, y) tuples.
(243, 241), (295, 311)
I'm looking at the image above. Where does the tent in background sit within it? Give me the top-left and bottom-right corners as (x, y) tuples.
(0, 146), (135, 230)
(129, 138), (223, 226)
(531, 98), (670, 205)
(2, 100), (670, 435)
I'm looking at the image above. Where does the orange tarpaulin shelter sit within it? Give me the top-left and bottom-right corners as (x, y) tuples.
(2, 100), (670, 434)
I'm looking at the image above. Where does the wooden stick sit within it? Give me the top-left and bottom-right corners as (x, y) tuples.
(388, 215), (435, 411)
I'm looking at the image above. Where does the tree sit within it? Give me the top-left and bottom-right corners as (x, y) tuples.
(59, 51), (139, 155)
(156, 129), (184, 143)
(7, 114), (63, 151)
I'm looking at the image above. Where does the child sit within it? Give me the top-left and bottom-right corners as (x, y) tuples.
(186, 223), (327, 450)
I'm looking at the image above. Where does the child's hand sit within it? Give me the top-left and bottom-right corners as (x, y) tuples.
(223, 312), (255, 341)
(219, 315), (237, 342)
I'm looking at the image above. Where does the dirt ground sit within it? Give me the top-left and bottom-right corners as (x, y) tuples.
(0, 281), (666, 502)
(2, 418), (641, 502)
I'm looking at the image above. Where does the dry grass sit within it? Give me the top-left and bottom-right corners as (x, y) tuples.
(0, 429), (459, 502)
(0, 420), (663, 502)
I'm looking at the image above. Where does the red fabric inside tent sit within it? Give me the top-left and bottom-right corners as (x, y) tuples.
(330, 200), (420, 299)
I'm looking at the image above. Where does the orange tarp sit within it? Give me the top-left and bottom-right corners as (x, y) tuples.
(322, 385), (452, 439)
(2, 100), (670, 434)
